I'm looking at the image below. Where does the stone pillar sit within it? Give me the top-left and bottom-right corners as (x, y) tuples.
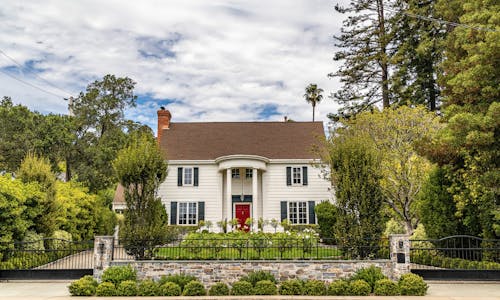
(226, 168), (232, 232)
(94, 236), (114, 280)
(252, 168), (258, 231)
(389, 234), (411, 279)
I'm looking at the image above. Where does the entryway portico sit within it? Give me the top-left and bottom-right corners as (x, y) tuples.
(215, 155), (268, 231)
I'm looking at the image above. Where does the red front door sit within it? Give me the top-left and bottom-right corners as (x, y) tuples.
(235, 204), (251, 231)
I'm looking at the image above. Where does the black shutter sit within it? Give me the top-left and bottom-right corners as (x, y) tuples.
(302, 167), (308, 186)
(198, 201), (205, 222)
(194, 167), (199, 186)
(280, 201), (288, 221)
(170, 202), (177, 225)
(308, 201), (316, 224)
(177, 168), (183, 186)
(286, 167), (292, 186)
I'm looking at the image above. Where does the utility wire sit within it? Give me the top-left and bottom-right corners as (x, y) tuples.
(0, 68), (67, 99)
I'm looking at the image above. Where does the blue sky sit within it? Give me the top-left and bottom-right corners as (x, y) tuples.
(0, 0), (348, 135)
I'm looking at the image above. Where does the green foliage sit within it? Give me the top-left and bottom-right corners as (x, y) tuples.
(302, 279), (326, 296)
(158, 273), (197, 291)
(303, 83), (323, 121)
(21, 231), (44, 251)
(231, 280), (254, 295)
(279, 279), (303, 295)
(137, 279), (160, 296)
(159, 282), (182, 296)
(374, 279), (400, 296)
(95, 282), (116, 296)
(349, 279), (371, 296)
(254, 280), (277, 295)
(315, 201), (337, 243)
(241, 270), (277, 286)
(383, 219), (405, 237)
(117, 280), (138, 296)
(350, 266), (387, 292)
(101, 265), (137, 286)
(68, 275), (98, 296)
(327, 279), (349, 296)
(182, 280), (206, 296)
(49, 230), (72, 250)
(208, 282), (230, 296)
(398, 273), (428, 296)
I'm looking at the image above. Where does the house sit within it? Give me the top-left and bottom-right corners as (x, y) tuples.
(114, 107), (332, 232)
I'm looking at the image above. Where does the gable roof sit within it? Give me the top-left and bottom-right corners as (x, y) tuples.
(159, 122), (325, 160)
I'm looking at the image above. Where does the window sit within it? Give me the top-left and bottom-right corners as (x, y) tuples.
(183, 167), (193, 185)
(232, 168), (240, 178)
(289, 201), (308, 224)
(245, 168), (253, 179)
(178, 202), (197, 225)
(292, 167), (302, 185)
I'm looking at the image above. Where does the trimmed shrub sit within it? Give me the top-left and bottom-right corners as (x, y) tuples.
(327, 279), (349, 296)
(279, 279), (303, 295)
(241, 270), (277, 286)
(68, 275), (98, 296)
(231, 280), (254, 295)
(101, 265), (137, 285)
(374, 279), (400, 296)
(182, 280), (206, 296)
(158, 273), (197, 291)
(96, 282), (116, 296)
(303, 279), (326, 296)
(22, 231), (44, 251)
(254, 280), (277, 295)
(159, 282), (182, 296)
(399, 273), (428, 296)
(349, 279), (371, 296)
(117, 280), (138, 296)
(137, 279), (160, 296)
(350, 265), (387, 292)
(209, 282), (230, 296)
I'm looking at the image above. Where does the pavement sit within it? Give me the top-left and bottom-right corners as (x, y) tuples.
(0, 281), (498, 299)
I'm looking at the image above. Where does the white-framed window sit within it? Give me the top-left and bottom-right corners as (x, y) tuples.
(183, 167), (193, 185)
(178, 202), (197, 225)
(245, 168), (253, 179)
(232, 168), (240, 178)
(289, 201), (308, 224)
(292, 167), (302, 185)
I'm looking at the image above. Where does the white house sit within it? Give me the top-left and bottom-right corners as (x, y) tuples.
(115, 108), (332, 232)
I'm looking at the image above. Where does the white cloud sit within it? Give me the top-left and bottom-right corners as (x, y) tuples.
(0, 0), (349, 133)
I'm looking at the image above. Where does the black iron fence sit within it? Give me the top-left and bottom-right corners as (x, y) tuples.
(0, 238), (94, 270)
(112, 237), (389, 261)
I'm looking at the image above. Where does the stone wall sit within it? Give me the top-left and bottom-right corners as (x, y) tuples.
(110, 260), (393, 286)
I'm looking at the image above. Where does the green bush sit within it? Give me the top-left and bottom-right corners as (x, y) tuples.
(117, 280), (138, 296)
(101, 265), (137, 285)
(350, 265), (387, 292)
(303, 279), (326, 296)
(137, 279), (160, 296)
(68, 275), (98, 296)
(159, 282), (182, 296)
(374, 279), (400, 296)
(96, 282), (116, 296)
(327, 279), (350, 296)
(209, 282), (230, 296)
(231, 280), (254, 295)
(182, 280), (206, 296)
(50, 230), (72, 250)
(22, 231), (44, 251)
(279, 279), (303, 295)
(254, 280), (277, 295)
(158, 273), (197, 291)
(399, 273), (428, 296)
(349, 279), (371, 296)
(241, 270), (277, 286)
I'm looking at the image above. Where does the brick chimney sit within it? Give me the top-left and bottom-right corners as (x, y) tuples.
(157, 107), (171, 145)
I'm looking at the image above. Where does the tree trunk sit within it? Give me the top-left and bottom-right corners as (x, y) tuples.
(404, 219), (414, 236)
(312, 103), (316, 122)
(377, 0), (390, 109)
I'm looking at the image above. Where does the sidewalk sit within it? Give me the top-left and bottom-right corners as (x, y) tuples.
(0, 281), (498, 299)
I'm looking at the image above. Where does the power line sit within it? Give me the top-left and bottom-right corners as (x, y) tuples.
(0, 68), (67, 99)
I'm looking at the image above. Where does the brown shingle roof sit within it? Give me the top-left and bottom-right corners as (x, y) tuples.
(159, 122), (325, 160)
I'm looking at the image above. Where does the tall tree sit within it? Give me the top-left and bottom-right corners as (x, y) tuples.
(303, 83), (324, 121)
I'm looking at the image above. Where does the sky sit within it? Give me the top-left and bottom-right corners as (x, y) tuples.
(0, 0), (349, 135)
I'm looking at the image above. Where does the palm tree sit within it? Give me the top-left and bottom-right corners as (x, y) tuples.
(303, 83), (323, 121)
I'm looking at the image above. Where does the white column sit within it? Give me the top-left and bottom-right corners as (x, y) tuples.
(252, 168), (258, 231)
(226, 168), (232, 232)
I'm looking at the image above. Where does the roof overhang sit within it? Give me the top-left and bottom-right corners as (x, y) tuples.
(215, 154), (269, 171)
